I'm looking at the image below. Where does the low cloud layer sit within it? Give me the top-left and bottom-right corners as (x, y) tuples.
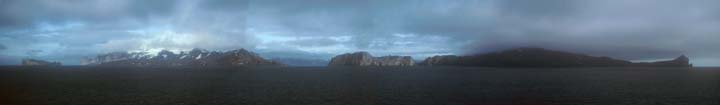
(1, 0), (718, 66)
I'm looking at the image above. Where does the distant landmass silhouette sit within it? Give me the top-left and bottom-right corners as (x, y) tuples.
(271, 58), (328, 67)
(39, 47), (693, 67)
(21, 59), (61, 66)
(420, 47), (691, 67)
(328, 52), (415, 66)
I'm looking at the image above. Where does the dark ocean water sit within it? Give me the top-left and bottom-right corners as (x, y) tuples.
(1, 66), (719, 105)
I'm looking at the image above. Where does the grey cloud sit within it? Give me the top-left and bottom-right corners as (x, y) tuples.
(461, 0), (720, 62)
(286, 38), (341, 47)
(25, 49), (43, 57)
(0, 0), (719, 66)
(246, 0), (710, 62)
(0, 0), (254, 65)
(247, 0), (493, 48)
(497, 0), (578, 18)
(248, 0), (373, 36)
(257, 49), (334, 60)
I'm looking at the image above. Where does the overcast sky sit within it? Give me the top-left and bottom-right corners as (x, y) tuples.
(1, 0), (718, 66)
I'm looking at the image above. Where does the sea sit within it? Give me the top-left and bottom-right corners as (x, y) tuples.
(1, 66), (718, 105)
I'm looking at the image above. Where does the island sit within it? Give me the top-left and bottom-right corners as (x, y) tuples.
(420, 47), (692, 67)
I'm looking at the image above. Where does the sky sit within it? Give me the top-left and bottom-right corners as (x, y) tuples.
(0, 0), (718, 66)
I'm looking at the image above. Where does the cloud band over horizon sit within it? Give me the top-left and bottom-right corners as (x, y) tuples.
(1, 0), (719, 66)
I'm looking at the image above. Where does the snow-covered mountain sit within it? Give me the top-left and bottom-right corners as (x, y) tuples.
(81, 48), (284, 66)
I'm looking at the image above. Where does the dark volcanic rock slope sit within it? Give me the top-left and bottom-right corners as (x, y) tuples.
(328, 52), (414, 66)
(82, 48), (283, 66)
(421, 48), (692, 67)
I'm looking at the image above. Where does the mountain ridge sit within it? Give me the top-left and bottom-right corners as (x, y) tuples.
(81, 48), (284, 66)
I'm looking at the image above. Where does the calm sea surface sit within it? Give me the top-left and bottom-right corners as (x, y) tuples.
(1, 66), (718, 105)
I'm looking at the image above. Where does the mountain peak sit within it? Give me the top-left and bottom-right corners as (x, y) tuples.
(676, 55), (689, 61)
